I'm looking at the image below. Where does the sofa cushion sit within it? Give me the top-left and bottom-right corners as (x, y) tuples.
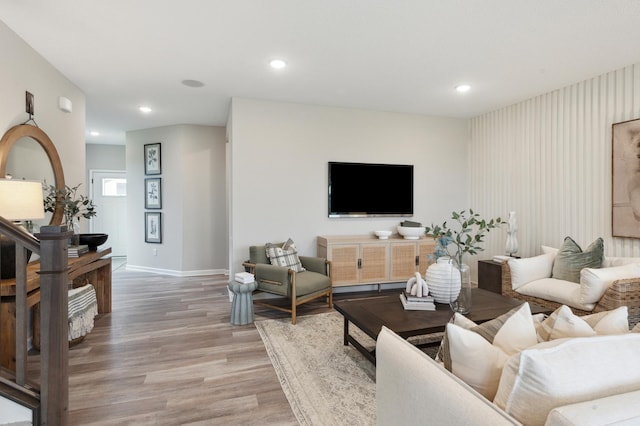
(537, 305), (629, 340)
(551, 237), (604, 283)
(580, 262), (640, 304)
(516, 278), (596, 312)
(508, 253), (555, 290)
(545, 389), (640, 426)
(265, 239), (305, 272)
(494, 334), (640, 426)
(441, 303), (538, 400)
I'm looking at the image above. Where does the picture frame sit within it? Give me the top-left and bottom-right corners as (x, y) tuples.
(145, 212), (162, 243)
(612, 118), (640, 238)
(144, 178), (162, 209)
(144, 143), (162, 175)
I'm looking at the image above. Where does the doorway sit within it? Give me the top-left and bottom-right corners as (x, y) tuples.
(89, 170), (127, 256)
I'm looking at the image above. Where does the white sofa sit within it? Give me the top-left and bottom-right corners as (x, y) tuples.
(503, 249), (640, 327)
(376, 326), (640, 426)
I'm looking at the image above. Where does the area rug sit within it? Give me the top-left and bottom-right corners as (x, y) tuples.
(255, 311), (443, 426)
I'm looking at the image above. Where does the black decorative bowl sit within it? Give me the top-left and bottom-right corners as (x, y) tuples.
(79, 233), (108, 251)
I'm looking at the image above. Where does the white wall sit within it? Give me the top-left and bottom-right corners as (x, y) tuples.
(86, 144), (126, 171)
(125, 124), (227, 275)
(229, 98), (469, 275)
(470, 62), (640, 262)
(0, 20), (86, 211)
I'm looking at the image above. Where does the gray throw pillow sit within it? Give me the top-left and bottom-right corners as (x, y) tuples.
(551, 237), (603, 283)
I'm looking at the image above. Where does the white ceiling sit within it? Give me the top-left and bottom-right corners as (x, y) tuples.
(2, 0), (640, 145)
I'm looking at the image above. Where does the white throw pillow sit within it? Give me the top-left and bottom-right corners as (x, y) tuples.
(508, 253), (555, 290)
(580, 263), (640, 304)
(581, 306), (630, 335)
(445, 303), (538, 400)
(541, 245), (559, 256)
(494, 334), (640, 426)
(536, 305), (596, 341)
(537, 305), (629, 341)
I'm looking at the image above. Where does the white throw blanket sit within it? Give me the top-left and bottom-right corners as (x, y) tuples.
(68, 284), (98, 341)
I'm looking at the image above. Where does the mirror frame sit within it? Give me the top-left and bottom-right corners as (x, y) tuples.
(0, 124), (66, 225)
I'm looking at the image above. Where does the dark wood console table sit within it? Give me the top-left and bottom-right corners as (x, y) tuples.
(0, 248), (112, 370)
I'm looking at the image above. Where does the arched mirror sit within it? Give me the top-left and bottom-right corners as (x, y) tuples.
(0, 124), (66, 225)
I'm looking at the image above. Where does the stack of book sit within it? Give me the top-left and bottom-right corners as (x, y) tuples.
(234, 272), (255, 284)
(399, 291), (436, 311)
(492, 255), (511, 263)
(68, 245), (89, 258)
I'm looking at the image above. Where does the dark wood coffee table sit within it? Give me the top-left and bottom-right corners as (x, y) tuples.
(333, 288), (551, 364)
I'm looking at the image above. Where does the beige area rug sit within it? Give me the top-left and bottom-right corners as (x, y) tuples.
(255, 311), (443, 426)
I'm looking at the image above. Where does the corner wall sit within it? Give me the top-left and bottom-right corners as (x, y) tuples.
(0, 20), (86, 222)
(229, 98), (471, 275)
(470, 62), (640, 259)
(125, 124), (228, 275)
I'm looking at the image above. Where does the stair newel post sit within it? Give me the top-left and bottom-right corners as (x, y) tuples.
(35, 225), (71, 426)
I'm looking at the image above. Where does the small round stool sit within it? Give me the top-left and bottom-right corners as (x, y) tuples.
(228, 281), (258, 325)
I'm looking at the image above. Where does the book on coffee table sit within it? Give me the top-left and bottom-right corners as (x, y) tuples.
(399, 293), (436, 311)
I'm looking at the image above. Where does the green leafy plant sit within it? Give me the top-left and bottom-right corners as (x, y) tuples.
(43, 183), (96, 226)
(425, 209), (504, 266)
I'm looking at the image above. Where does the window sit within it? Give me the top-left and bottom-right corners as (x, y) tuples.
(102, 178), (126, 197)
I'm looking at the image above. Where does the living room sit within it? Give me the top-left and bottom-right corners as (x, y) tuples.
(3, 2), (640, 424)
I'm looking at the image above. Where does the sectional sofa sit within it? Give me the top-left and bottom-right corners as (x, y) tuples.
(376, 304), (640, 425)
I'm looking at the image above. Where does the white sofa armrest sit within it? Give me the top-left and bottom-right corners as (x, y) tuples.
(376, 327), (520, 426)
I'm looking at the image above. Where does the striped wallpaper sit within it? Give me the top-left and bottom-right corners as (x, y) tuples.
(469, 63), (640, 267)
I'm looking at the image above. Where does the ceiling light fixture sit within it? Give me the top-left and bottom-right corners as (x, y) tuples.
(90, 131), (100, 136)
(181, 79), (205, 88)
(269, 59), (287, 69)
(139, 106), (152, 114)
(455, 84), (471, 93)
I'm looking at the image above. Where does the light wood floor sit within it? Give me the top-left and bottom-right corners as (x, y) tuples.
(65, 268), (337, 425)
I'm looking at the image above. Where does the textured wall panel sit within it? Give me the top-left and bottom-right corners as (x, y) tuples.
(470, 63), (640, 269)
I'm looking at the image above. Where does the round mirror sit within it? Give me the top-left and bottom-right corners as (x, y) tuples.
(0, 125), (65, 225)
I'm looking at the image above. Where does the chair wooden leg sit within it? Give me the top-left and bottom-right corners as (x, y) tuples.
(328, 290), (333, 308)
(291, 297), (297, 325)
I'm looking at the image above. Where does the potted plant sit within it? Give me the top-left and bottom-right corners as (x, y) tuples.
(424, 210), (504, 313)
(43, 183), (96, 244)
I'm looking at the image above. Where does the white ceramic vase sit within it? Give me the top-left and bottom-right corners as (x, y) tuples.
(425, 257), (461, 304)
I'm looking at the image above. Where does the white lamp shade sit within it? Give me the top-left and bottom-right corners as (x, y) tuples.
(0, 179), (45, 220)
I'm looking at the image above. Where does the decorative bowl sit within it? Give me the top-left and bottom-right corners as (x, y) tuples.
(79, 233), (109, 251)
(374, 230), (392, 239)
(397, 226), (425, 240)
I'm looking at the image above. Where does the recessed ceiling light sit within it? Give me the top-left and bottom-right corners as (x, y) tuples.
(139, 106), (152, 113)
(455, 84), (471, 93)
(90, 131), (100, 136)
(269, 59), (287, 69)
(182, 79), (205, 88)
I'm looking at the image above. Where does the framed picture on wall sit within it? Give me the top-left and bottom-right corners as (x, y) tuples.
(612, 118), (640, 238)
(144, 143), (162, 175)
(145, 178), (162, 209)
(145, 212), (162, 243)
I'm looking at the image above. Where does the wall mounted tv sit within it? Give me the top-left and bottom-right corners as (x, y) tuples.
(328, 161), (414, 218)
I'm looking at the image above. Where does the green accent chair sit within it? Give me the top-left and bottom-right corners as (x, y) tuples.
(243, 243), (333, 324)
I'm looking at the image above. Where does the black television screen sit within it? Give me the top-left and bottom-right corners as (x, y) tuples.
(328, 162), (414, 218)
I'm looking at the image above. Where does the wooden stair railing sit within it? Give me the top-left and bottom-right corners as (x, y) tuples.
(0, 215), (70, 425)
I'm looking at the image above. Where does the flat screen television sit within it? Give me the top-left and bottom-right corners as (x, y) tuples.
(328, 161), (414, 218)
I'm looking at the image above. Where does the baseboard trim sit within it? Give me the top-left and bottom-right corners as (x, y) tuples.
(125, 264), (229, 277)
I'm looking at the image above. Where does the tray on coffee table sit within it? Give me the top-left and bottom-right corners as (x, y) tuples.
(333, 288), (551, 364)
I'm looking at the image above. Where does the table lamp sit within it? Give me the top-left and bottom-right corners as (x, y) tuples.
(0, 179), (45, 279)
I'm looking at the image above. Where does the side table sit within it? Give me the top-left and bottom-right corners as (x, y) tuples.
(228, 281), (258, 325)
(477, 260), (503, 294)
